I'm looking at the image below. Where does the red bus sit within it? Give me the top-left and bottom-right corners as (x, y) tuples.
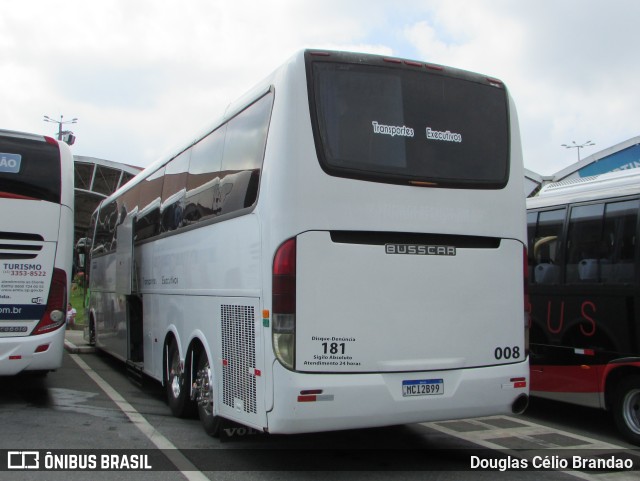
(527, 169), (640, 444)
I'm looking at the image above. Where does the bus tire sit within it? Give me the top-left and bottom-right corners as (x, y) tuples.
(195, 350), (222, 437)
(612, 374), (640, 445)
(165, 339), (195, 418)
(88, 319), (96, 346)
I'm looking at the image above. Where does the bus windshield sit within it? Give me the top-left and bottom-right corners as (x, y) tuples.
(308, 57), (510, 188)
(0, 136), (61, 203)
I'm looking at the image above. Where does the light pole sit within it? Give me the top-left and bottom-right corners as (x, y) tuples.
(43, 115), (78, 141)
(561, 140), (595, 162)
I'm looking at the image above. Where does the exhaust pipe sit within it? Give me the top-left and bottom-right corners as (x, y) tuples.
(512, 394), (529, 414)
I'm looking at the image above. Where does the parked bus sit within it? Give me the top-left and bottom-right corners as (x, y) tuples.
(85, 49), (529, 435)
(0, 129), (74, 376)
(527, 169), (640, 444)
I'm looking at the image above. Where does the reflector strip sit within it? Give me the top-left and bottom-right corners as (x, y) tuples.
(410, 180), (439, 187)
(574, 348), (595, 356)
(9, 355), (21, 360)
(34, 344), (49, 353)
(297, 394), (334, 402)
(502, 378), (527, 389)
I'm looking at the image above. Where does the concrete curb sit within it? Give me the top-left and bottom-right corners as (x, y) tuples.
(64, 338), (96, 354)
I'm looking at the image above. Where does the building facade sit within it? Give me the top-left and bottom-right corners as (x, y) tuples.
(526, 136), (640, 197)
(73, 156), (141, 242)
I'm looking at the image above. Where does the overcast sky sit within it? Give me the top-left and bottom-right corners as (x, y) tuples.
(1, 0), (637, 175)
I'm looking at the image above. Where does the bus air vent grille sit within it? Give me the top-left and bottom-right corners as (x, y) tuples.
(0, 231), (44, 260)
(221, 304), (257, 414)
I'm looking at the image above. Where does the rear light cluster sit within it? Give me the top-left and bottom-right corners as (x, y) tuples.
(383, 57), (445, 71)
(0, 192), (38, 200)
(32, 268), (67, 335)
(310, 51), (502, 87)
(523, 248), (531, 355)
(272, 238), (296, 370)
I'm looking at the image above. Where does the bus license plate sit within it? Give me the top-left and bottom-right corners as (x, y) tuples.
(402, 379), (444, 397)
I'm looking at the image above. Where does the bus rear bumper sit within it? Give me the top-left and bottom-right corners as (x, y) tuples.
(266, 361), (529, 434)
(0, 327), (65, 375)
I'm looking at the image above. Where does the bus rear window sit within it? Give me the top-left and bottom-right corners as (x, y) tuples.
(0, 136), (61, 203)
(308, 59), (510, 188)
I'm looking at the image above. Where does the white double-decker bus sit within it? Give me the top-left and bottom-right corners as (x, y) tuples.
(0, 129), (74, 376)
(86, 50), (529, 435)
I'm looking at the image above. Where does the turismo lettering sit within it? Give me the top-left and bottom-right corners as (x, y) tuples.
(3, 263), (42, 271)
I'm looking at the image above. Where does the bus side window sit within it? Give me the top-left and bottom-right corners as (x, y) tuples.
(160, 150), (190, 233)
(219, 92), (273, 216)
(185, 126), (225, 225)
(136, 167), (165, 241)
(566, 203), (605, 283)
(87, 211), (98, 257)
(117, 183), (140, 231)
(94, 200), (117, 254)
(531, 208), (565, 285)
(601, 199), (639, 284)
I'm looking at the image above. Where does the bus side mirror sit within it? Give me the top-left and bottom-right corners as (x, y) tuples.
(75, 238), (87, 268)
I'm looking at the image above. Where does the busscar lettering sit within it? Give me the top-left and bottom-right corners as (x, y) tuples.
(385, 244), (456, 256)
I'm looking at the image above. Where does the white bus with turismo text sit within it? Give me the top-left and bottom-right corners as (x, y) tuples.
(0, 129), (74, 376)
(85, 49), (529, 435)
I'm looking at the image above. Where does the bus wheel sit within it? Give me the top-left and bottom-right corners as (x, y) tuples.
(194, 351), (222, 437)
(612, 375), (640, 445)
(165, 339), (195, 417)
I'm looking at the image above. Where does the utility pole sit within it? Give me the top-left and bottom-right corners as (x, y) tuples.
(561, 140), (595, 162)
(43, 115), (78, 145)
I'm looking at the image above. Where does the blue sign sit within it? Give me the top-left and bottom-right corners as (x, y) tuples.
(0, 153), (21, 173)
(578, 144), (640, 177)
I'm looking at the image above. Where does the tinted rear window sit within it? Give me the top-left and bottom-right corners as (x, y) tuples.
(308, 59), (510, 188)
(0, 135), (61, 202)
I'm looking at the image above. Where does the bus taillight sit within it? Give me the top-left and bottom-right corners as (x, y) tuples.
(272, 238), (296, 370)
(523, 247), (531, 355)
(32, 268), (67, 335)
